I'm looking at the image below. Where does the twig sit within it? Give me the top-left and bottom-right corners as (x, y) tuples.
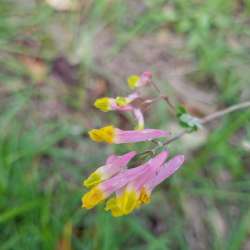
(151, 81), (176, 114)
(200, 101), (250, 124)
(163, 101), (250, 146)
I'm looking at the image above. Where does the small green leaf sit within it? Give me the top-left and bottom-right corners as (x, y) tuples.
(176, 105), (202, 131)
(179, 113), (202, 131)
(176, 105), (187, 117)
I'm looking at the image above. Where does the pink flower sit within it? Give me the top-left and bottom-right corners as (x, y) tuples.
(128, 71), (152, 89)
(81, 151), (168, 210)
(146, 155), (185, 193)
(83, 151), (136, 188)
(93, 93), (145, 129)
(94, 93), (139, 112)
(105, 154), (184, 216)
(88, 125), (169, 144)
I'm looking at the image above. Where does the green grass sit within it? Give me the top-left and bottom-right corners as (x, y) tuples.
(1, 0), (250, 249)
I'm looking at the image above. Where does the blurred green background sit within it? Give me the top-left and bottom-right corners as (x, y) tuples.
(1, 0), (250, 249)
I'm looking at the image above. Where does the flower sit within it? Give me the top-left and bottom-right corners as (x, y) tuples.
(81, 71), (186, 217)
(105, 151), (168, 216)
(128, 71), (152, 89)
(145, 155), (185, 193)
(94, 93), (145, 129)
(81, 151), (168, 211)
(105, 154), (185, 217)
(83, 151), (136, 188)
(94, 93), (139, 112)
(88, 125), (169, 144)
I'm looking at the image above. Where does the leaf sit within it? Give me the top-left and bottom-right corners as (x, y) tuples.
(176, 105), (202, 131)
(176, 105), (187, 117)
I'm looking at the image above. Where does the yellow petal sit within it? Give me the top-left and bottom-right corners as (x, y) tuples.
(127, 75), (140, 89)
(83, 171), (102, 188)
(81, 187), (105, 209)
(105, 197), (124, 217)
(115, 97), (129, 107)
(139, 187), (151, 205)
(116, 189), (139, 215)
(94, 98), (111, 112)
(88, 125), (115, 144)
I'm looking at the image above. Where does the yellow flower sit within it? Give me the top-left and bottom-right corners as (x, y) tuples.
(94, 98), (111, 112)
(83, 172), (102, 188)
(88, 125), (115, 144)
(81, 186), (105, 209)
(105, 197), (124, 217)
(115, 96), (129, 107)
(115, 188), (139, 215)
(127, 75), (140, 89)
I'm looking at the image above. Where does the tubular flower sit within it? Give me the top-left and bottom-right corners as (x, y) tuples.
(82, 162), (146, 210)
(145, 155), (185, 193)
(82, 71), (186, 217)
(94, 93), (139, 112)
(82, 152), (168, 211)
(88, 125), (169, 144)
(128, 71), (152, 89)
(93, 93), (145, 129)
(83, 151), (136, 188)
(105, 151), (168, 216)
(136, 155), (185, 208)
(105, 154), (185, 216)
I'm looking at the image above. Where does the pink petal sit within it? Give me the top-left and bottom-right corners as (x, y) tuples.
(147, 155), (185, 191)
(133, 108), (144, 129)
(115, 129), (169, 143)
(109, 151), (136, 166)
(103, 151), (136, 177)
(101, 151), (168, 195)
(139, 71), (152, 86)
(127, 92), (139, 102)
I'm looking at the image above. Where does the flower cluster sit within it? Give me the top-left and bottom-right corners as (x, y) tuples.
(82, 71), (185, 216)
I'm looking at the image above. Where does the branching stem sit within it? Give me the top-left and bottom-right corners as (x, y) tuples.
(163, 101), (250, 146)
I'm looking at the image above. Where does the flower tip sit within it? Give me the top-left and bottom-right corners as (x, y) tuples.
(81, 187), (105, 209)
(94, 97), (110, 112)
(83, 172), (102, 188)
(142, 71), (152, 79)
(88, 126), (115, 144)
(88, 129), (102, 142)
(128, 75), (140, 89)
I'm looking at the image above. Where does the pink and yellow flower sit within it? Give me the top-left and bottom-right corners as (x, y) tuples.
(83, 151), (136, 188)
(88, 125), (169, 144)
(106, 154), (184, 216)
(81, 150), (185, 216)
(105, 151), (168, 216)
(128, 71), (152, 89)
(94, 93), (145, 129)
(81, 151), (168, 210)
(81, 71), (186, 217)
(94, 93), (138, 112)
